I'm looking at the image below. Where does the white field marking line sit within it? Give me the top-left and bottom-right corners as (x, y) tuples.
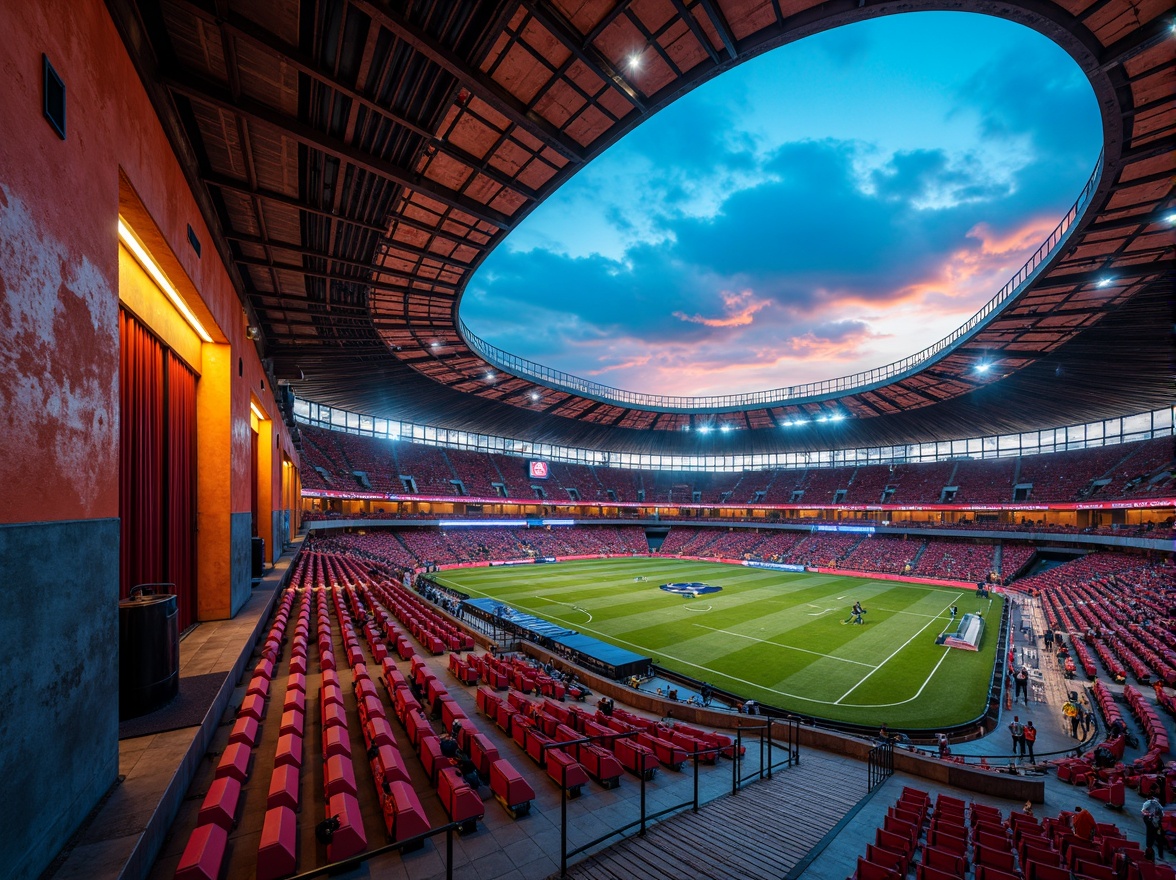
(873, 606), (952, 620)
(807, 608), (838, 616)
(532, 597), (593, 623)
(834, 593), (963, 705)
(692, 624), (875, 667)
(683, 604), (713, 612)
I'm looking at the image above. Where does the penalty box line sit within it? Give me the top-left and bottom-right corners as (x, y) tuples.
(834, 593), (963, 705)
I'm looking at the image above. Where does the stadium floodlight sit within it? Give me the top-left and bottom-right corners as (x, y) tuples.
(530, 392), (540, 401)
(831, 412), (846, 422)
(720, 424), (731, 432)
(697, 425), (711, 434)
(628, 54), (641, 70)
(976, 362), (991, 373)
(1096, 277), (1114, 288)
(431, 341), (440, 348)
(1165, 212), (1176, 226)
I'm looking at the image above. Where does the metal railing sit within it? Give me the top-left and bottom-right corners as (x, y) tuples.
(868, 739), (895, 791)
(551, 719), (799, 877)
(730, 717), (801, 792)
(458, 153), (1102, 413)
(281, 819), (468, 880)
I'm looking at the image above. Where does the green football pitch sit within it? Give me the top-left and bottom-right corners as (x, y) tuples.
(432, 557), (1002, 729)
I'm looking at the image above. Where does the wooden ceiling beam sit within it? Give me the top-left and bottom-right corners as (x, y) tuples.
(694, 0), (738, 58)
(518, 0), (647, 111)
(166, 68), (516, 228)
(348, 0), (587, 163)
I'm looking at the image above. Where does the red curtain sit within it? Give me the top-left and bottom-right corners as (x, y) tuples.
(119, 310), (164, 599)
(166, 354), (197, 630)
(120, 310), (197, 630)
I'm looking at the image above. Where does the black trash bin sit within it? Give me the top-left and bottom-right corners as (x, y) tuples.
(119, 588), (179, 719)
(252, 536), (265, 579)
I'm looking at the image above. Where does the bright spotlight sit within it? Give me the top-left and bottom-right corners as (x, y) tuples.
(720, 424), (731, 433)
(628, 55), (641, 70)
(831, 412), (846, 422)
(1165, 212), (1176, 226)
(1096, 277), (1113, 288)
(431, 341), (440, 348)
(530, 392), (540, 401)
(976, 362), (991, 373)
(485, 371), (495, 380)
(697, 425), (711, 434)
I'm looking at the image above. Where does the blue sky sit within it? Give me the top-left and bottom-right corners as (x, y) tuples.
(459, 12), (1102, 398)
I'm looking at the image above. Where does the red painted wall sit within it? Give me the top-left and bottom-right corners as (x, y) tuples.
(0, 0), (297, 525)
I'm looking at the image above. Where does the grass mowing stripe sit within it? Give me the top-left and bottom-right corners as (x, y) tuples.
(436, 559), (999, 727)
(690, 624), (877, 668)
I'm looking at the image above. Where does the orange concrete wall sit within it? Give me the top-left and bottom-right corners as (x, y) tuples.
(0, 0), (298, 526)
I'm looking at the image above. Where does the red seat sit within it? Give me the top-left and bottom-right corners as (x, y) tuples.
(469, 733), (500, 777)
(322, 726), (350, 760)
(856, 855), (901, 880)
(614, 737), (658, 779)
(239, 693), (265, 722)
(322, 702), (347, 730)
(490, 758), (535, 818)
(1075, 860), (1118, 880)
(197, 776), (241, 830)
(365, 716), (397, 750)
(1026, 861), (1073, 880)
(226, 714), (259, 748)
(927, 826), (966, 855)
(885, 814), (919, 850)
(267, 764), (300, 811)
(579, 744), (623, 788)
(974, 867), (1021, 880)
(404, 710), (432, 747)
(215, 742), (252, 782)
(381, 780), (431, 845)
(437, 766), (485, 832)
(919, 863), (962, 880)
(324, 754), (358, 798)
(867, 844), (908, 875)
(921, 844), (964, 877)
(372, 743), (410, 787)
(283, 682), (305, 714)
(274, 733), (302, 769)
(247, 673), (270, 699)
(875, 827), (914, 860)
(256, 806), (297, 880)
(175, 823), (229, 880)
(286, 672), (306, 694)
(545, 748), (589, 796)
(325, 792), (367, 861)
(975, 845), (1016, 872)
(418, 735), (445, 784)
(279, 708), (304, 739)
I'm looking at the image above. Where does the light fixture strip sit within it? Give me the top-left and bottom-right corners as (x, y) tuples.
(250, 401), (267, 420)
(118, 217), (213, 343)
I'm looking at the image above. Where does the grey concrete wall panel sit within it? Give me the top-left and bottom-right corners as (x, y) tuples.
(0, 518), (120, 880)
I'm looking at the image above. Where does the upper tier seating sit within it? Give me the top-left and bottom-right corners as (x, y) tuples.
(294, 430), (1173, 505)
(950, 458), (1017, 505)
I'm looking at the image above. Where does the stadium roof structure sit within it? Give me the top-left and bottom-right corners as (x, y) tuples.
(110, 0), (1173, 456)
